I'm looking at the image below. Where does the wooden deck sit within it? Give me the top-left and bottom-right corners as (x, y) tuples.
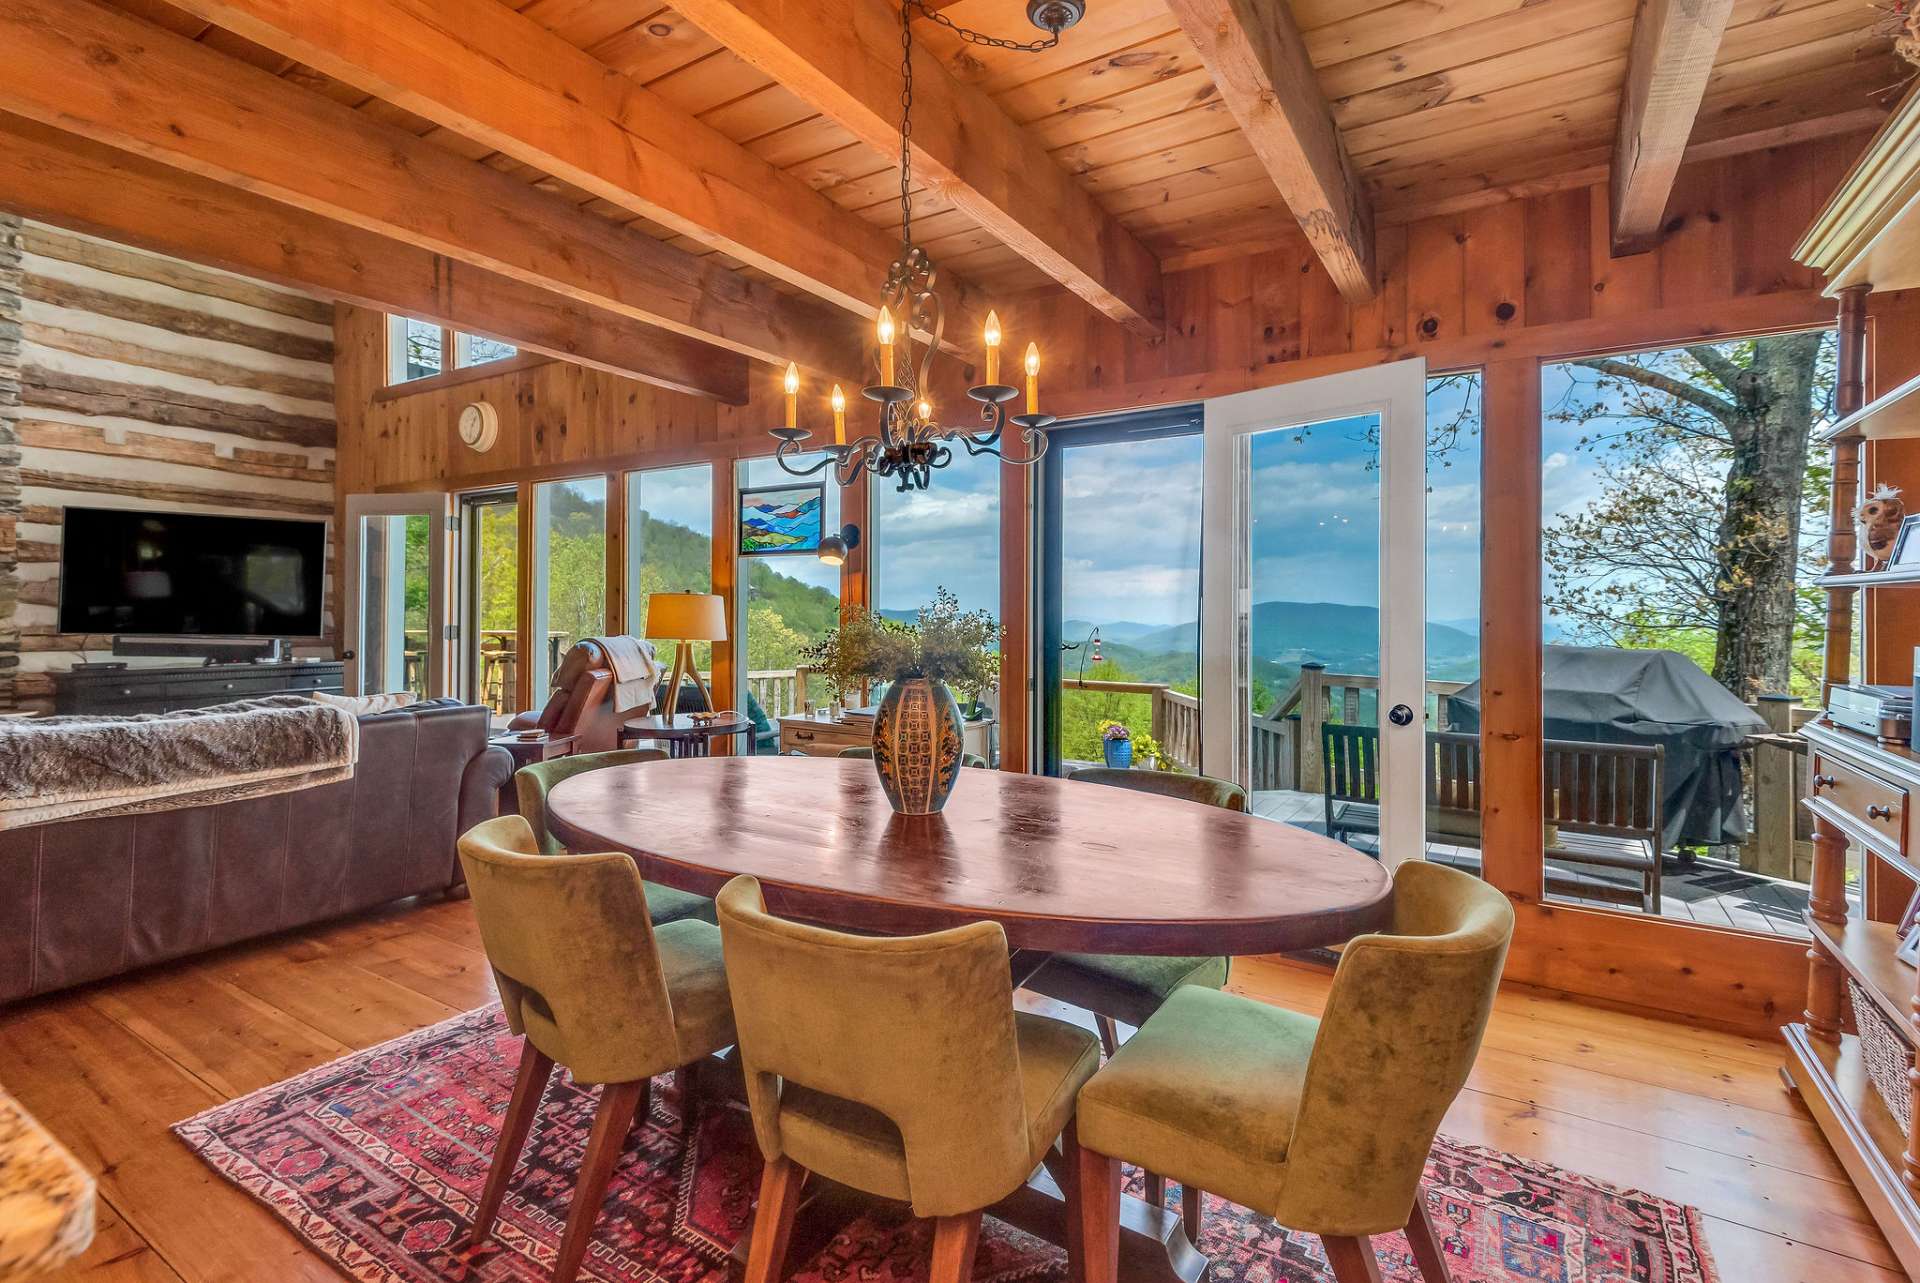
(0, 893), (1895, 1281)
(1253, 788), (1813, 937)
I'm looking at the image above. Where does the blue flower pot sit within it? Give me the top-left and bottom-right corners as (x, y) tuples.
(1103, 739), (1133, 769)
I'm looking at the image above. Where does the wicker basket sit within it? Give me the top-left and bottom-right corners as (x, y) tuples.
(1850, 978), (1914, 1130)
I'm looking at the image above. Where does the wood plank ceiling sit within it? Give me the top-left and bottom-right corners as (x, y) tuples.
(91, 0), (1901, 314)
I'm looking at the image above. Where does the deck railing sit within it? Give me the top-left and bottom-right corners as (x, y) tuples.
(1261, 664), (1472, 791)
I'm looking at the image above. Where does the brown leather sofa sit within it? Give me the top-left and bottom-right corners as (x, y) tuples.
(0, 700), (512, 1007)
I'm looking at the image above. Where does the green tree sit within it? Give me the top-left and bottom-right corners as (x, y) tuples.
(1544, 333), (1834, 700)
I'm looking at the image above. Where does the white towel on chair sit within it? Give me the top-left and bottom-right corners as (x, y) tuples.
(594, 635), (663, 715)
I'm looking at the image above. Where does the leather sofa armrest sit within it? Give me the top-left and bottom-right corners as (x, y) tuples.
(454, 746), (517, 884)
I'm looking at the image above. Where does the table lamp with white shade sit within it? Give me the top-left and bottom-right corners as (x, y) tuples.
(645, 591), (727, 718)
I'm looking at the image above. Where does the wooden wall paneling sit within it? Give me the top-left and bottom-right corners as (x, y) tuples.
(1586, 184), (1662, 319)
(1162, 268), (1211, 377)
(1356, 222), (1410, 351)
(1523, 188), (1594, 327)
(1728, 144), (1820, 297)
(1656, 158), (1735, 305)
(1462, 202), (1528, 336)
(1477, 356), (1546, 901)
(1249, 247), (1304, 368)
(1300, 251), (1350, 358)
(1406, 214), (1468, 345)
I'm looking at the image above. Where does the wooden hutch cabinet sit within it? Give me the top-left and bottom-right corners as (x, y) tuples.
(1790, 88), (1920, 1278)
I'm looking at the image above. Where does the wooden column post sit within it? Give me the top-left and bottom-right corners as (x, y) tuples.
(998, 458), (1034, 773)
(1298, 662), (1329, 793)
(1479, 358), (1545, 901)
(841, 466), (870, 625)
(1804, 810), (1849, 1043)
(1825, 284), (1870, 699)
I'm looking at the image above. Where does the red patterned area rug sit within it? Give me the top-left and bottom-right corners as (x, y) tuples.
(175, 1006), (1719, 1283)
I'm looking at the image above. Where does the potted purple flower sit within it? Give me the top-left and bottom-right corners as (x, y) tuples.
(1100, 720), (1134, 769)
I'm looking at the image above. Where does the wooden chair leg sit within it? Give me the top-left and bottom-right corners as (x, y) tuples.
(928, 1211), (982, 1283)
(626, 1078), (654, 1137)
(673, 1064), (695, 1111)
(469, 1041), (554, 1248)
(552, 1079), (647, 1283)
(1322, 1235), (1385, 1283)
(1143, 1172), (1167, 1207)
(1094, 1015), (1119, 1057)
(1402, 1199), (1452, 1283)
(1181, 1184), (1203, 1246)
(1071, 1143), (1121, 1283)
(742, 1155), (808, 1283)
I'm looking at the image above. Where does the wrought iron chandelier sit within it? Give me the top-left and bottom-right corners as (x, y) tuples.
(770, 0), (1086, 492)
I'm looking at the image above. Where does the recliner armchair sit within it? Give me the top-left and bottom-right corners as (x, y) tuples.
(509, 638), (653, 753)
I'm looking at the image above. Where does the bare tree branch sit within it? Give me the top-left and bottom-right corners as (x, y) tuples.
(1575, 356), (1739, 422)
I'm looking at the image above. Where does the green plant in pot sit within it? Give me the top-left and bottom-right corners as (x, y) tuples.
(802, 588), (998, 815)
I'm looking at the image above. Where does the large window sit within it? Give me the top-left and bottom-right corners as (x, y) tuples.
(529, 477), (607, 695)
(871, 450), (1001, 619)
(736, 454), (841, 719)
(626, 463), (715, 671)
(1537, 331), (1835, 934)
(386, 315), (518, 385)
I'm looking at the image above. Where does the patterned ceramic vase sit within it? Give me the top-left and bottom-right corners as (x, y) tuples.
(872, 676), (966, 815)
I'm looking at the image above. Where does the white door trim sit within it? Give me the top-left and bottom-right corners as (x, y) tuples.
(1200, 358), (1428, 866)
(341, 492), (452, 697)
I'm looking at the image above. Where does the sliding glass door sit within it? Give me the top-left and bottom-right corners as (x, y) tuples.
(458, 488), (519, 719)
(1036, 406), (1204, 777)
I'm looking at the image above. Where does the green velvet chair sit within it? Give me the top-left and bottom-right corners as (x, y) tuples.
(714, 875), (1102, 1283)
(836, 745), (989, 768)
(458, 816), (737, 1283)
(515, 750), (715, 926)
(1027, 766), (1248, 1239)
(1072, 860), (1514, 1283)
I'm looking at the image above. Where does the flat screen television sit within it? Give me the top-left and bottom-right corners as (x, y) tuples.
(58, 507), (327, 639)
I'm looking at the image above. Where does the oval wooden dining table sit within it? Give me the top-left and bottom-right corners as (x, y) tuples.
(545, 755), (1396, 1283)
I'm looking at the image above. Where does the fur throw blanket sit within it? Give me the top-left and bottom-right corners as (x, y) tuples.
(0, 695), (359, 830)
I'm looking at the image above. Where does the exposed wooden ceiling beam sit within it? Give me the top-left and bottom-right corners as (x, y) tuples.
(1164, 0), (1376, 303)
(1611, 0), (1738, 254)
(0, 113), (751, 404)
(0, 0), (862, 381)
(162, 0), (984, 343)
(669, 0), (1166, 338)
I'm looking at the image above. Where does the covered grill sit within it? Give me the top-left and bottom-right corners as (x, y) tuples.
(1450, 645), (1766, 850)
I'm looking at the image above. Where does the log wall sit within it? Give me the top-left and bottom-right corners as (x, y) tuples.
(0, 220), (337, 709)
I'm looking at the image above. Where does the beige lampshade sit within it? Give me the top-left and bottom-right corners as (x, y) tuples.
(644, 591), (728, 642)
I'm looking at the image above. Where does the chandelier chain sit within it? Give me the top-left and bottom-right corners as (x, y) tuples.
(898, 3), (914, 250)
(903, 0), (1064, 53)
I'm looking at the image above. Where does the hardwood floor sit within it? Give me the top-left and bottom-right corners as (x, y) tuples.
(0, 894), (1898, 1282)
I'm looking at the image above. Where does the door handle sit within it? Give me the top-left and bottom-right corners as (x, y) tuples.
(1388, 704), (1415, 727)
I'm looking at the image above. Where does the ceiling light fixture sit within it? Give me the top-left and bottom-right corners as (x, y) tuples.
(769, 0), (1085, 492)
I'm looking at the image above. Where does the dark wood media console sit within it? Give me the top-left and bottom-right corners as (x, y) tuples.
(52, 661), (345, 715)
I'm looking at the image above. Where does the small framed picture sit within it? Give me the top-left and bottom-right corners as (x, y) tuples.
(739, 484), (825, 556)
(1892, 515), (1920, 568)
(1897, 924), (1920, 969)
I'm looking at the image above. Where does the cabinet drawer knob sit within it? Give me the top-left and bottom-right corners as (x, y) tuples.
(793, 730), (814, 741)
(1870, 804), (1896, 821)
(1813, 773), (1837, 791)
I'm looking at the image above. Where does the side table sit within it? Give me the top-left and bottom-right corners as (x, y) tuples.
(488, 731), (578, 815)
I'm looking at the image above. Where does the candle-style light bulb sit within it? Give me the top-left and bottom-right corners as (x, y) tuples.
(1024, 341), (1040, 415)
(877, 306), (896, 387)
(983, 309), (1002, 386)
(916, 398), (933, 424)
(831, 383), (847, 445)
(783, 361), (800, 429)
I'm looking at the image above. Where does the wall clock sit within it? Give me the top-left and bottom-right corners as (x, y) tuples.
(458, 400), (499, 453)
